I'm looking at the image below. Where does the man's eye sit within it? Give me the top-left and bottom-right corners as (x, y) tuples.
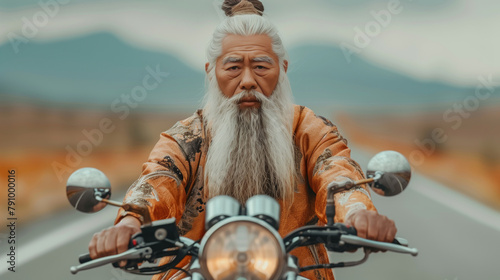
(227, 66), (239, 71)
(255, 65), (267, 70)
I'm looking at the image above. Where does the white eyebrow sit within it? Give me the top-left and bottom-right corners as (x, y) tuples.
(222, 56), (243, 65)
(252, 56), (274, 64)
(222, 56), (275, 65)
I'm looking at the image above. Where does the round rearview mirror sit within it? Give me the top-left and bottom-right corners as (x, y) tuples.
(66, 167), (111, 213)
(366, 151), (411, 196)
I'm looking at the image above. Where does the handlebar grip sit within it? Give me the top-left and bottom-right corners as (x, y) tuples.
(79, 253), (92, 264)
(392, 237), (408, 246)
(78, 233), (143, 266)
(340, 224), (406, 246)
(344, 225), (357, 236)
(326, 223), (359, 252)
(110, 233), (144, 268)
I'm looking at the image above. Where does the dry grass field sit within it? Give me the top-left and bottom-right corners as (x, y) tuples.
(337, 107), (500, 211)
(2, 103), (498, 225)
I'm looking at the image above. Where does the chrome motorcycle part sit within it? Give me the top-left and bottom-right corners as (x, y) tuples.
(245, 195), (280, 230)
(199, 216), (286, 280)
(340, 235), (418, 256)
(70, 247), (153, 274)
(66, 167), (111, 213)
(205, 195), (241, 229)
(366, 150), (411, 196)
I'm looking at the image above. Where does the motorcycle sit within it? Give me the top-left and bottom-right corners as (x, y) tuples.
(66, 150), (418, 279)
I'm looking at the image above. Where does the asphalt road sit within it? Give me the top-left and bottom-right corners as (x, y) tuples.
(1, 150), (499, 280)
(333, 150), (500, 280)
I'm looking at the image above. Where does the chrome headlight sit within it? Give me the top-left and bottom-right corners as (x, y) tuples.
(199, 217), (285, 280)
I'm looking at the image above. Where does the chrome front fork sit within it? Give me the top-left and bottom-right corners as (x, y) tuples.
(180, 256), (310, 280)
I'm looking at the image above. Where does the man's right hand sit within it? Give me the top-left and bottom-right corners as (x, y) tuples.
(88, 216), (141, 267)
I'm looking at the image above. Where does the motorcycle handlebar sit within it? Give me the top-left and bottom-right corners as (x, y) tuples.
(79, 253), (92, 264)
(336, 225), (416, 254)
(285, 223), (417, 257)
(340, 235), (418, 256)
(72, 222), (417, 275)
(78, 231), (144, 265)
(70, 247), (153, 274)
(338, 225), (411, 248)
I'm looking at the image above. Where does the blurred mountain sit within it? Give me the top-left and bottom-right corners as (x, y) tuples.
(0, 32), (205, 111)
(1, 31), (497, 112)
(287, 45), (474, 108)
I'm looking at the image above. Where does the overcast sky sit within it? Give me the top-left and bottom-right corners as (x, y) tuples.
(1, 0), (499, 87)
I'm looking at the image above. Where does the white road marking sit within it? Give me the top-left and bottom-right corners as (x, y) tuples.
(352, 148), (500, 232)
(410, 173), (500, 232)
(3, 157), (500, 279)
(0, 207), (116, 276)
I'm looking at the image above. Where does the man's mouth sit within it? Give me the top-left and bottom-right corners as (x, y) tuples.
(238, 97), (261, 108)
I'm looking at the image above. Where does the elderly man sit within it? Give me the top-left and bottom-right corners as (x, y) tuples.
(88, 1), (397, 279)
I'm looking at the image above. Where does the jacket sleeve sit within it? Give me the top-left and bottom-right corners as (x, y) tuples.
(115, 114), (203, 225)
(294, 106), (376, 224)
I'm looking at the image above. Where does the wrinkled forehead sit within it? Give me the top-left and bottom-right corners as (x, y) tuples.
(217, 34), (279, 63)
(221, 55), (275, 65)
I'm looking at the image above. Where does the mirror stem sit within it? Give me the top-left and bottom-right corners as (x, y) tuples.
(95, 197), (152, 225)
(122, 203), (152, 225)
(97, 197), (125, 207)
(326, 174), (381, 226)
(353, 178), (374, 186)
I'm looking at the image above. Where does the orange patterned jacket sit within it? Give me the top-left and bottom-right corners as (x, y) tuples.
(116, 105), (376, 280)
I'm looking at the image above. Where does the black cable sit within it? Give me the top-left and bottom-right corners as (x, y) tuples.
(286, 237), (309, 252)
(299, 262), (344, 272)
(169, 266), (192, 277)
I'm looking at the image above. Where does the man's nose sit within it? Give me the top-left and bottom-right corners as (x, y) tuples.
(239, 68), (257, 91)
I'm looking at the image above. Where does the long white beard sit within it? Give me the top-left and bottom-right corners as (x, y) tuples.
(203, 70), (296, 204)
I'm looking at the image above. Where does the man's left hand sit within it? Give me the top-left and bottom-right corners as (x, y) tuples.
(346, 209), (397, 244)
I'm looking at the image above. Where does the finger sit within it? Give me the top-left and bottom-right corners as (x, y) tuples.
(376, 216), (391, 242)
(96, 229), (109, 257)
(88, 233), (98, 260)
(104, 228), (119, 256)
(366, 213), (379, 241)
(116, 228), (132, 254)
(116, 226), (137, 267)
(352, 214), (368, 239)
(385, 220), (397, 243)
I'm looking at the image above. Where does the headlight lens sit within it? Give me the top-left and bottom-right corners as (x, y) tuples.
(201, 220), (284, 280)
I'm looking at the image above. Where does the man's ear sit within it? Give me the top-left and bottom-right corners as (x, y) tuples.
(283, 60), (288, 73)
(205, 62), (210, 74)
